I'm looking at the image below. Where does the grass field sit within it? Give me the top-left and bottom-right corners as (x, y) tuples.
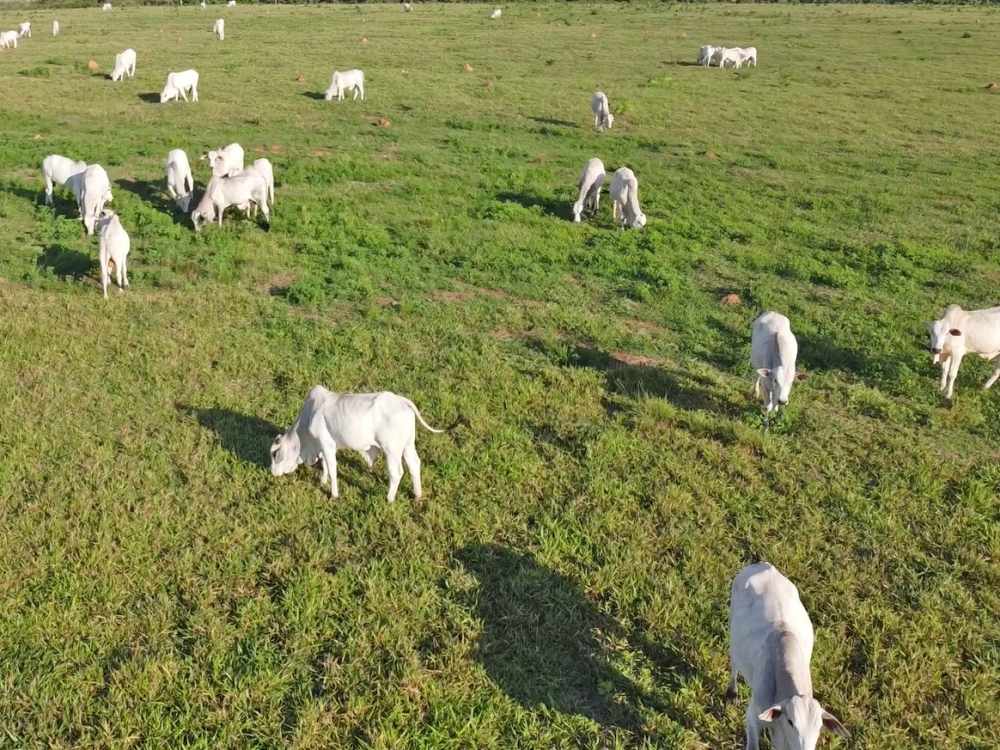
(2, 2), (1000, 748)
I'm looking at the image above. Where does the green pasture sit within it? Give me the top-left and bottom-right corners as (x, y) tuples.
(1, 3), (999, 748)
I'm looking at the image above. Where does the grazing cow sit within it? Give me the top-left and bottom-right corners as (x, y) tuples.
(160, 69), (199, 102)
(96, 210), (130, 299)
(102, 3), (112, 10)
(738, 46), (758, 67)
(190, 172), (269, 230)
(270, 386), (450, 503)
(591, 91), (614, 131)
(0, 30), (19, 48)
(925, 304), (1000, 399)
(750, 312), (802, 423)
(165, 149), (195, 212)
(490, 7), (501, 19)
(42, 154), (87, 206)
(572, 158), (605, 223)
(214, 18), (224, 40)
(18, 22), (31, 38)
(68, 164), (113, 235)
(718, 47), (742, 69)
(52, 20), (59, 35)
(609, 167), (646, 229)
(110, 48), (137, 81)
(324, 69), (364, 101)
(728, 562), (850, 750)
(699, 44), (718, 67)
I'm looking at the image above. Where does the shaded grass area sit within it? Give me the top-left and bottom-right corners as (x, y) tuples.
(1, 3), (1000, 749)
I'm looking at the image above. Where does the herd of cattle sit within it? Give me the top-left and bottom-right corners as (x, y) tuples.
(4, 7), (998, 749)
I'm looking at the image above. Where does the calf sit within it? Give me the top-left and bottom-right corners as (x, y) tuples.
(96, 210), (130, 299)
(572, 158), (605, 223)
(728, 562), (849, 750)
(18, 22), (30, 38)
(750, 312), (801, 423)
(270, 386), (449, 503)
(925, 304), (1000, 399)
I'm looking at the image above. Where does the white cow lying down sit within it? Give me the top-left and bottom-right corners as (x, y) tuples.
(925, 304), (1000, 399)
(270, 386), (451, 503)
(728, 562), (849, 750)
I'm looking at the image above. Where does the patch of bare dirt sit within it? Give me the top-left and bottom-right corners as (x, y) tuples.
(431, 290), (473, 303)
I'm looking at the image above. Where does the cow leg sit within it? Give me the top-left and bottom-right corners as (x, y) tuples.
(726, 664), (738, 702)
(945, 353), (964, 399)
(403, 442), (422, 499)
(362, 446), (380, 470)
(984, 357), (1000, 390)
(939, 359), (949, 392)
(385, 449), (404, 503)
(745, 705), (761, 750)
(320, 443), (339, 498)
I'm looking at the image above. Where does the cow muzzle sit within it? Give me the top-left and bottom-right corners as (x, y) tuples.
(778, 398), (788, 407)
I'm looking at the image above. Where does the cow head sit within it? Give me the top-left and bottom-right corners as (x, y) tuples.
(924, 319), (961, 365)
(756, 367), (804, 407)
(758, 695), (849, 750)
(269, 431), (303, 477)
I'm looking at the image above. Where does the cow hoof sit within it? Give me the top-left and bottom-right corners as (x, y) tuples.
(725, 687), (738, 703)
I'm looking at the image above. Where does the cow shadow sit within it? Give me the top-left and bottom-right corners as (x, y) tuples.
(0, 181), (43, 206)
(454, 544), (693, 740)
(176, 404), (282, 468)
(668, 60), (705, 67)
(796, 332), (865, 375)
(495, 192), (572, 221)
(301, 92), (326, 101)
(528, 116), (579, 128)
(118, 179), (190, 223)
(137, 92), (161, 104)
(36, 245), (95, 280)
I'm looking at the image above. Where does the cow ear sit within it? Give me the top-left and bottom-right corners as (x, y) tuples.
(923, 321), (933, 331)
(757, 368), (771, 378)
(949, 328), (962, 337)
(821, 710), (850, 738)
(796, 372), (806, 381)
(758, 705), (783, 723)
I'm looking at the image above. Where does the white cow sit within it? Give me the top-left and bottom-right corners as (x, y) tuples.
(205, 143), (244, 177)
(737, 46), (758, 67)
(160, 69), (199, 102)
(728, 562), (850, 750)
(18, 22), (31, 38)
(110, 48), (136, 81)
(191, 172), (270, 230)
(213, 18), (224, 40)
(490, 7), (501, 19)
(609, 167), (646, 229)
(96, 210), (130, 299)
(719, 47), (743, 69)
(324, 69), (364, 101)
(0, 30), (19, 48)
(270, 386), (450, 503)
(750, 312), (801, 422)
(42, 154), (87, 207)
(591, 91), (614, 131)
(699, 44), (718, 67)
(165, 149), (195, 212)
(68, 164), (113, 235)
(102, 3), (112, 10)
(403, 2), (412, 10)
(240, 158), (274, 216)
(227, 0), (236, 6)
(200, 1), (206, 7)
(925, 304), (1000, 399)
(52, 20), (59, 35)
(572, 158), (605, 223)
